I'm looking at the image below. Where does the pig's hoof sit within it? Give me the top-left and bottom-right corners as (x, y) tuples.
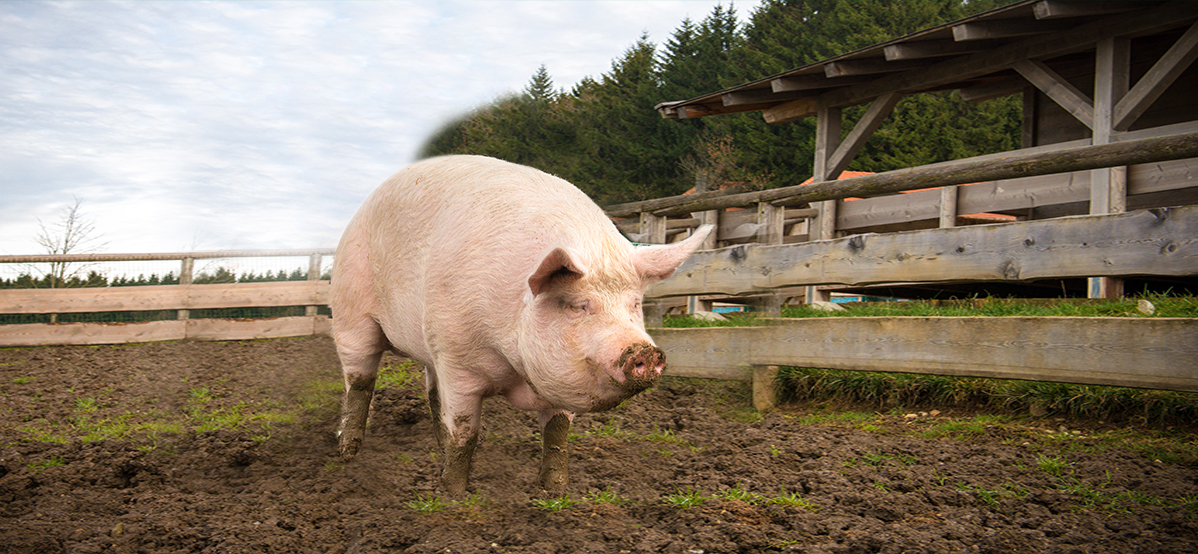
(539, 468), (569, 494)
(337, 436), (362, 460)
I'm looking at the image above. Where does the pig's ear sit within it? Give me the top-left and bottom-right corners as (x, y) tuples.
(633, 224), (713, 283)
(528, 247), (589, 296)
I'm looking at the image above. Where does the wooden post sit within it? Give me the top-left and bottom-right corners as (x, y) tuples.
(758, 202), (786, 316)
(306, 252), (323, 317)
(178, 257), (194, 320)
(1089, 37), (1130, 299)
(753, 365), (779, 411)
(639, 213), (667, 245)
(806, 106), (841, 305)
(939, 185), (959, 228)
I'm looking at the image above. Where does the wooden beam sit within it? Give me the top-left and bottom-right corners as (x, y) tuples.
(1114, 20), (1198, 131)
(883, 40), (996, 61)
(0, 281), (331, 315)
(0, 316), (331, 347)
(952, 19), (1071, 41)
(651, 317), (1198, 392)
(604, 130), (1198, 218)
(722, 89), (809, 107)
(1033, 1), (1145, 20)
(762, 97), (821, 125)
(1013, 59), (1094, 129)
(824, 58), (927, 77)
(827, 92), (903, 179)
(772, 74), (873, 92)
(648, 205), (1198, 297)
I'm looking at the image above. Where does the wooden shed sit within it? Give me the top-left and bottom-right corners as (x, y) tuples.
(650, 0), (1198, 301)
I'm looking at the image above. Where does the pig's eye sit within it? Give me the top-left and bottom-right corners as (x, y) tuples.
(563, 299), (589, 316)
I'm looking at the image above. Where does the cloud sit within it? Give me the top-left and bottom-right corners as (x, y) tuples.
(0, 0), (757, 256)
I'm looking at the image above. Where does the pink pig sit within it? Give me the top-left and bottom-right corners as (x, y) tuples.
(331, 155), (711, 495)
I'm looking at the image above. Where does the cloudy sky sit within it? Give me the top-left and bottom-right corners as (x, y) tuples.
(1, 0), (758, 256)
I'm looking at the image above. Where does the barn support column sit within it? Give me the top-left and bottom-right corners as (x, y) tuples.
(1089, 36), (1130, 299)
(804, 93), (901, 305)
(805, 106), (841, 305)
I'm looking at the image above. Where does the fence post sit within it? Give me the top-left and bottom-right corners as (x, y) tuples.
(306, 252), (322, 317)
(939, 185), (959, 228)
(753, 365), (779, 411)
(758, 202), (786, 316)
(177, 257), (194, 321)
(686, 209), (719, 315)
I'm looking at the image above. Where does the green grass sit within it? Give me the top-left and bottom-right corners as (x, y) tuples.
(768, 492), (817, 510)
(662, 487), (706, 508)
(532, 494), (580, 512)
(406, 493), (450, 513)
(585, 486), (627, 505)
(774, 366), (1198, 427)
(377, 359), (421, 389)
(27, 456), (64, 472)
(714, 483), (766, 504)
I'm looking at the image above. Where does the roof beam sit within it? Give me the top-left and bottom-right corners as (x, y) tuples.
(824, 58), (928, 77)
(883, 40), (997, 61)
(1033, 1), (1144, 20)
(1114, 20), (1198, 130)
(763, 2), (1194, 125)
(772, 74), (873, 92)
(953, 19), (1069, 41)
(722, 89), (811, 107)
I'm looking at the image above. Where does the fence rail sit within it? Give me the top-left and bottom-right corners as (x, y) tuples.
(0, 250), (334, 346)
(650, 316), (1198, 409)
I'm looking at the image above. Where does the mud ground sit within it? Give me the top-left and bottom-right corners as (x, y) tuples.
(1, 335), (1195, 553)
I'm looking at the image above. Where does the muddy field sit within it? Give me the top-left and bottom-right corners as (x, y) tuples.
(1, 336), (1196, 553)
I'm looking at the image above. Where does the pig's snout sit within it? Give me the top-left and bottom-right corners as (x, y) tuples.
(619, 343), (666, 383)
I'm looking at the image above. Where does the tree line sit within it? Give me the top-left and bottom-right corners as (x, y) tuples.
(0, 267), (319, 290)
(420, 0), (1021, 205)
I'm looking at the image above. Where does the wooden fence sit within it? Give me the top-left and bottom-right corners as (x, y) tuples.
(0, 249), (333, 346)
(2, 129), (1196, 408)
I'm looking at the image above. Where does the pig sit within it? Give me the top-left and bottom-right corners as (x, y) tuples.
(331, 155), (711, 495)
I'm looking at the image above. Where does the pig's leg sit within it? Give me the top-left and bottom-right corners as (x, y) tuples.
(537, 409), (574, 494)
(429, 377), (483, 496)
(335, 321), (387, 459)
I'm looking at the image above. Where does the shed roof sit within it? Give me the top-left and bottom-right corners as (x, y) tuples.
(656, 1), (1198, 124)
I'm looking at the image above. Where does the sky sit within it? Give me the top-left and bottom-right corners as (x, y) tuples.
(0, 0), (759, 256)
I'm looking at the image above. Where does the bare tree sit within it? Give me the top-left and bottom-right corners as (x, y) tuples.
(34, 197), (107, 288)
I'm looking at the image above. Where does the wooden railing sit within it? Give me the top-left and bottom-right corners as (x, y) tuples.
(614, 127), (1198, 316)
(0, 249), (333, 346)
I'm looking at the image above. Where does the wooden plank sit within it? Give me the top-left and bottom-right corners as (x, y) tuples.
(652, 317), (1198, 392)
(0, 281), (331, 314)
(0, 320), (187, 346)
(603, 131), (1198, 218)
(648, 327), (753, 382)
(186, 316), (326, 341)
(648, 206), (1198, 297)
(0, 316), (332, 347)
